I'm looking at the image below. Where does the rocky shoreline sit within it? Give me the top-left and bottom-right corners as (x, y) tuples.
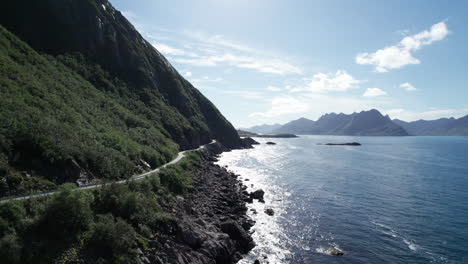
(136, 142), (256, 264)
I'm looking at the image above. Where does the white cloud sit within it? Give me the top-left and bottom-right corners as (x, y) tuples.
(266, 86), (282, 91)
(146, 29), (302, 75)
(363, 88), (387, 97)
(250, 97), (309, 118)
(152, 43), (186, 56)
(224, 90), (265, 100)
(122, 11), (137, 21)
(400, 82), (417, 91)
(186, 32), (254, 53)
(356, 21), (449, 72)
(292, 70), (363, 93)
(384, 108), (467, 121)
(249, 93), (391, 122)
(184, 71), (192, 77)
(189, 76), (224, 89)
(174, 53), (302, 75)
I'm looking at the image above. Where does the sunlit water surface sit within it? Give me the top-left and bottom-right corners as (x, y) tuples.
(216, 136), (468, 264)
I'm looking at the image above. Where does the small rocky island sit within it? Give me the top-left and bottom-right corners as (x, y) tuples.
(319, 142), (362, 146)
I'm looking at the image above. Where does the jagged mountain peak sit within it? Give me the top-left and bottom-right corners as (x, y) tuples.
(272, 109), (408, 136)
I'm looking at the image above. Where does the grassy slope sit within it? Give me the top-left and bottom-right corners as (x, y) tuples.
(0, 150), (203, 264)
(0, 0), (242, 196)
(0, 25), (178, 196)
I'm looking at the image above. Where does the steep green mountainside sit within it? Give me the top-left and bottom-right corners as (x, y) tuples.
(0, 0), (241, 196)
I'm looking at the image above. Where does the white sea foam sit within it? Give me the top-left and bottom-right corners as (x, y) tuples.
(217, 146), (292, 263)
(372, 221), (421, 252)
(403, 239), (418, 251)
(372, 221), (398, 237)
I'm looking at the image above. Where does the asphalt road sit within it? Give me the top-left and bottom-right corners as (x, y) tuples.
(0, 140), (216, 203)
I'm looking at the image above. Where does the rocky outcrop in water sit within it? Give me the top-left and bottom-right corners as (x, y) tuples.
(264, 209), (274, 216)
(242, 137), (260, 146)
(319, 142), (361, 146)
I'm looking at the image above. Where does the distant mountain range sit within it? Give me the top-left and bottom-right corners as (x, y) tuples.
(273, 109), (408, 136)
(238, 123), (282, 134)
(393, 116), (468, 136)
(242, 109), (468, 136)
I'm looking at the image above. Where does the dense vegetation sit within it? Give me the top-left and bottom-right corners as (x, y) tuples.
(0, 25), (178, 196)
(0, 152), (202, 264)
(0, 0), (241, 195)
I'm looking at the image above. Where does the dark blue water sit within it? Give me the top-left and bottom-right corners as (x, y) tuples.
(217, 136), (468, 264)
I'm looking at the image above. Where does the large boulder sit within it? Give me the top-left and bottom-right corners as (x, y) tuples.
(264, 209), (274, 216)
(249, 189), (265, 200)
(220, 220), (255, 252)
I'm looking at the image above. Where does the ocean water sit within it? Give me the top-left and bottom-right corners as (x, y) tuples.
(216, 136), (468, 264)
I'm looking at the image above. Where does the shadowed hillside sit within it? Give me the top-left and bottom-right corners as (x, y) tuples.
(0, 0), (242, 196)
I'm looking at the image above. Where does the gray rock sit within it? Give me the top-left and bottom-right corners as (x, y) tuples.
(264, 208), (274, 216)
(178, 225), (205, 249)
(220, 220), (255, 252)
(250, 189), (265, 200)
(329, 248), (344, 256)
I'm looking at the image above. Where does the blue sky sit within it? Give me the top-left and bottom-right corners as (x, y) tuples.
(109, 0), (468, 127)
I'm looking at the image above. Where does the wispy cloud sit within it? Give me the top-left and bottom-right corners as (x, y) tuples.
(188, 75), (224, 90)
(152, 43), (186, 56)
(291, 70), (363, 93)
(173, 53), (301, 74)
(223, 90), (265, 100)
(250, 97), (310, 118)
(356, 21), (449, 72)
(250, 92), (391, 121)
(266, 85), (282, 92)
(121, 11), (137, 21)
(400, 82), (417, 91)
(142, 29), (302, 75)
(183, 31), (254, 53)
(363, 88), (387, 97)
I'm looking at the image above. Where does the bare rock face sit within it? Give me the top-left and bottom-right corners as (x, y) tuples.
(141, 147), (256, 264)
(220, 220), (255, 252)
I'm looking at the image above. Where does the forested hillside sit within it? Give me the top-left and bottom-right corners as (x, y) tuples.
(0, 0), (241, 196)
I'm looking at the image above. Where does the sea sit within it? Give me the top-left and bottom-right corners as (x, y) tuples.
(216, 136), (468, 264)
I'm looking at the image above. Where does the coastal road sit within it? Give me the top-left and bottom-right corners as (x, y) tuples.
(0, 140), (217, 203)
